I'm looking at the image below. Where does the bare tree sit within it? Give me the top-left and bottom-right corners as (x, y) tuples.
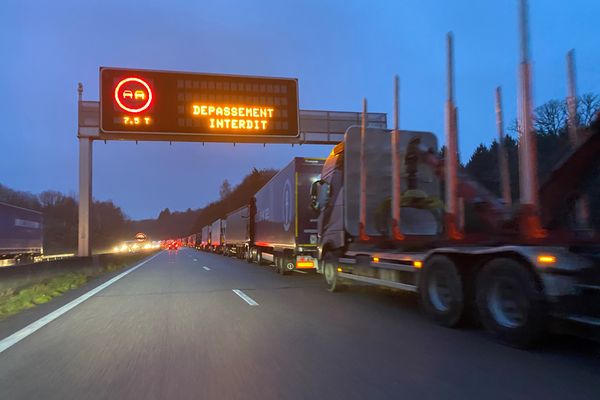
(534, 99), (567, 135)
(578, 93), (600, 126)
(507, 119), (520, 137)
(219, 179), (232, 200)
(39, 190), (64, 208)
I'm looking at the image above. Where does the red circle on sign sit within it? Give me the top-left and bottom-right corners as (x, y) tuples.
(114, 77), (153, 113)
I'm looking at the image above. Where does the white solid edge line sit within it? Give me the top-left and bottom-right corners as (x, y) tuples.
(0, 251), (163, 355)
(202, 266), (211, 271)
(232, 289), (259, 306)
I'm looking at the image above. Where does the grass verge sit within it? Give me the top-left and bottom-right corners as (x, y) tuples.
(0, 252), (153, 320)
(0, 273), (88, 319)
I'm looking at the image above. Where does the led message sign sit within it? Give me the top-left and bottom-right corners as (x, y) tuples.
(100, 67), (299, 138)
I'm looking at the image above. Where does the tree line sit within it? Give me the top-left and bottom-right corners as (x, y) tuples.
(0, 167), (277, 253)
(465, 93), (600, 229)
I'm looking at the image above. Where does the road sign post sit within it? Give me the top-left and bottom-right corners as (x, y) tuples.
(78, 137), (92, 257)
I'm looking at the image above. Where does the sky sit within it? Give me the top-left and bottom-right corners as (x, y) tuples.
(1, 0), (599, 220)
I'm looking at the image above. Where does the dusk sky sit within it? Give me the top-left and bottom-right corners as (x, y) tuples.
(2, 0), (599, 220)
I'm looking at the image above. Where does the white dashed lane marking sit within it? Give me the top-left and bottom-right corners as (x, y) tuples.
(232, 289), (259, 306)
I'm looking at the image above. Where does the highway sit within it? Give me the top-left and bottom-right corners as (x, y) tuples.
(0, 248), (599, 400)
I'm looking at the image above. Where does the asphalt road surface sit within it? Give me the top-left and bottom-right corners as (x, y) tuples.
(1, 248), (599, 399)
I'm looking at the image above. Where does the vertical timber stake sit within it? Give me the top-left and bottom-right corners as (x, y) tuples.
(517, 0), (546, 239)
(359, 97), (370, 242)
(566, 49), (590, 231)
(495, 86), (512, 208)
(391, 75), (404, 240)
(444, 32), (463, 240)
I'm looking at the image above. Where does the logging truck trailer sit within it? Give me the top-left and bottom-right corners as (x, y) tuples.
(311, 126), (600, 347)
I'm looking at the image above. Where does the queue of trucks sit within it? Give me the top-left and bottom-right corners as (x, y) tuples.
(173, 9), (600, 347)
(182, 157), (324, 274)
(178, 115), (599, 348)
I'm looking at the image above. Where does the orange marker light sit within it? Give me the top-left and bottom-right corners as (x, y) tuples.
(413, 261), (423, 269)
(337, 267), (342, 272)
(296, 261), (314, 268)
(373, 257), (380, 263)
(537, 255), (556, 264)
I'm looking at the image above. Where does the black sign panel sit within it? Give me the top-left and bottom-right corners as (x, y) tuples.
(100, 67), (299, 138)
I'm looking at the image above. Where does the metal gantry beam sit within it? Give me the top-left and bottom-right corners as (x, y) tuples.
(77, 101), (387, 145)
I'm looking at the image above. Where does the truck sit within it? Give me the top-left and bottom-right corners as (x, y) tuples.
(311, 123), (600, 347)
(199, 225), (210, 250)
(223, 205), (251, 258)
(248, 157), (324, 274)
(210, 219), (224, 253)
(0, 202), (43, 263)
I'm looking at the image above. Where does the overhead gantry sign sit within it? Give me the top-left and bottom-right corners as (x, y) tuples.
(76, 67), (387, 257)
(100, 67), (299, 140)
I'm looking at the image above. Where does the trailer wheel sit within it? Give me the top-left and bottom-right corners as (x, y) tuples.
(420, 255), (465, 328)
(476, 258), (545, 348)
(275, 255), (282, 273)
(323, 252), (346, 292)
(256, 251), (263, 265)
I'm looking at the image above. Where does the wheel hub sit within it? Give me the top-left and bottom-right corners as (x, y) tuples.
(428, 270), (453, 312)
(488, 278), (527, 328)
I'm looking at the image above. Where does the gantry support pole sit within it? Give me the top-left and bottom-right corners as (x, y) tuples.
(78, 83), (92, 257)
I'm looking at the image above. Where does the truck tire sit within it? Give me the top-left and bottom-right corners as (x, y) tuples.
(256, 251), (263, 265)
(246, 248), (253, 263)
(323, 252), (346, 292)
(476, 258), (545, 348)
(420, 255), (465, 328)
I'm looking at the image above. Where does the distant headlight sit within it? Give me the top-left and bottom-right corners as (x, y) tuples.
(113, 246), (120, 253)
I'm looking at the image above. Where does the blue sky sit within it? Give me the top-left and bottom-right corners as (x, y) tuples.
(1, 0), (599, 219)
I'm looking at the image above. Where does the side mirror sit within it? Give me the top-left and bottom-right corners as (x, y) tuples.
(310, 180), (324, 213)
